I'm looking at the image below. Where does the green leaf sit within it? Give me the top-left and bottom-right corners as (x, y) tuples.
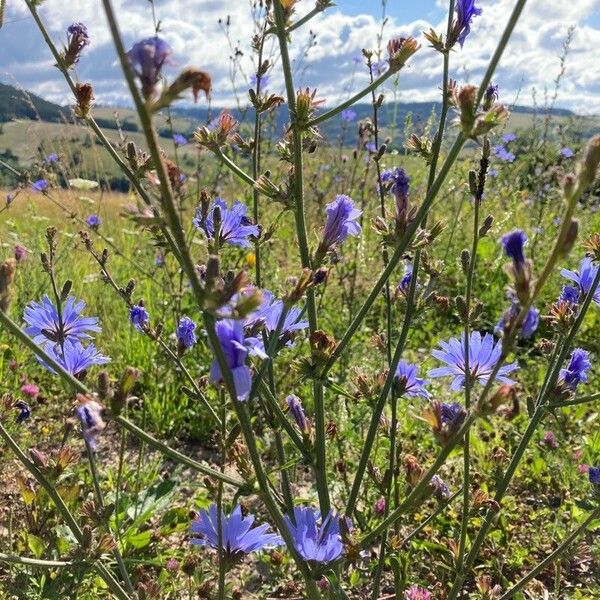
(124, 530), (152, 549)
(27, 533), (44, 559)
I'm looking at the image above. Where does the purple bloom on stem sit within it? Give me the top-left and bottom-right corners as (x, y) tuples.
(440, 402), (466, 428)
(321, 195), (361, 250)
(286, 394), (309, 433)
(173, 133), (188, 146)
(493, 145), (515, 163)
(193, 198), (259, 248)
(495, 300), (539, 338)
(394, 360), (431, 399)
(381, 167), (410, 215)
(501, 229), (528, 264)
(559, 348), (591, 390)
(589, 466), (600, 484)
(374, 497), (386, 515)
(245, 291), (308, 341)
(41, 340), (110, 377)
(15, 400), (31, 424)
(398, 263), (414, 294)
(176, 316), (197, 350)
(560, 147), (574, 158)
(430, 475), (451, 501)
(250, 73), (270, 88)
(560, 257), (600, 307)
(129, 305), (149, 331)
(24, 295), (100, 345)
(429, 331), (518, 391)
(31, 179), (48, 193)
(488, 168), (498, 178)
(365, 142), (377, 153)
(14, 245), (28, 262)
(559, 285), (580, 304)
(284, 507), (346, 564)
(210, 319), (264, 401)
(64, 23), (90, 67)
(502, 133), (517, 143)
(191, 504), (282, 561)
(75, 399), (105, 450)
(341, 108), (357, 122)
(86, 214), (101, 228)
(44, 153), (59, 164)
(454, 0), (482, 47)
(127, 37), (172, 98)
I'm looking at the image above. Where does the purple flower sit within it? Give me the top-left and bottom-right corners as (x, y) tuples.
(44, 153), (59, 164)
(374, 497), (386, 515)
(31, 179), (48, 193)
(488, 168), (498, 178)
(15, 401), (31, 424)
(589, 466), (600, 485)
(381, 167), (410, 215)
(560, 147), (574, 158)
(41, 340), (110, 377)
(454, 0), (482, 47)
(245, 291), (308, 341)
(64, 23), (90, 67)
(14, 245), (28, 262)
(155, 252), (165, 267)
(284, 507), (346, 564)
(540, 430), (558, 450)
(559, 285), (580, 304)
(398, 263), (414, 294)
(176, 316), (197, 350)
(250, 73), (270, 89)
(129, 305), (150, 331)
(492, 145), (516, 163)
(502, 133), (517, 144)
(24, 295), (100, 345)
(372, 59), (388, 75)
(127, 37), (172, 98)
(286, 395), (309, 433)
(210, 319), (265, 401)
(75, 399), (105, 450)
(86, 214), (101, 228)
(501, 230), (528, 264)
(341, 108), (357, 122)
(191, 504), (282, 563)
(440, 402), (467, 429)
(495, 300), (539, 338)
(365, 142), (377, 153)
(173, 133), (188, 146)
(394, 360), (431, 399)
(193, 198), (259, 249)
(321, 195), (361, 250)
(559, 348), (591, 390)
(429, 331), (518, 391)
(560, 257), (600, 307)
(404, 586), (431, 600)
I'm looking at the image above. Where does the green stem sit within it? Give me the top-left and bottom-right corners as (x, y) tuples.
(0, 554), (79, 568)
(273, 0), (330, 516)
(214, 148), (258, 188)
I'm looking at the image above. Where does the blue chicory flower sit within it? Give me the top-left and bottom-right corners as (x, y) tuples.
(127, 37), (172, 97)
(191, 504), (282, 561)
(429, 331), (518, 391)
(502, 133), (517, 144)
(193, 198), (259, 248)
(41, 340), (110, 377)
(492, 145), (516, 163)
(394, 360), (431, 399)
(23, 295), (100, 345)
(365, 142), (377, 153)
(250, 73), (270, 88)
(559, 285), (580, 304)
(210, 319), (266, 401)
(398, 263), (414, 294)
(454, 0), (482, 47)
(286, 395), (309, 433)
(381, 167), (410, 214)
(130, 305), (150, 331)
(321, 195), (362, 250)
(75, 399), (105, 450)
(173, 133), (188, 146)
(430, 475), (451, 501)
(284, 507), (346, 564)
(560, 257), (600, 307)
(44, 153), (59, 164)
(176, 316), (197, 350)
(501, 229), (528, 264)
(560, 147), (574, 158)
(488, 168), (499, 178)
(245, 291), (308, 341)
(559, 348), (591, 390)
(589, 466), (600, 485)
(31, 179), (48, 192)
(86, 214), (101, 228)
(495, 300), (539, 338)
(341, 108), (357, 122)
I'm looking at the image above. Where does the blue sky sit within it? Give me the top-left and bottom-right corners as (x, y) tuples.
(2, 1), (600, 113)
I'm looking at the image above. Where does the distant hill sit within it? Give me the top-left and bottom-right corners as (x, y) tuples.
(0, 82), (68, 123)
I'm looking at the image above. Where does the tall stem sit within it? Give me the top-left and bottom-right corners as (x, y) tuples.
(272, 0), (330, 516)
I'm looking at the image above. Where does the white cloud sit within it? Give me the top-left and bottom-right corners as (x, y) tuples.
(2, 0), (600, 113)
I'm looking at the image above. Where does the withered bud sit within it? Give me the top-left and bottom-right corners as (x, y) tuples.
(74, 82), (94, 119)
(578, 134), (600, 188)
(386, 36), (420, 73)
(0, 258), (17, 312)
